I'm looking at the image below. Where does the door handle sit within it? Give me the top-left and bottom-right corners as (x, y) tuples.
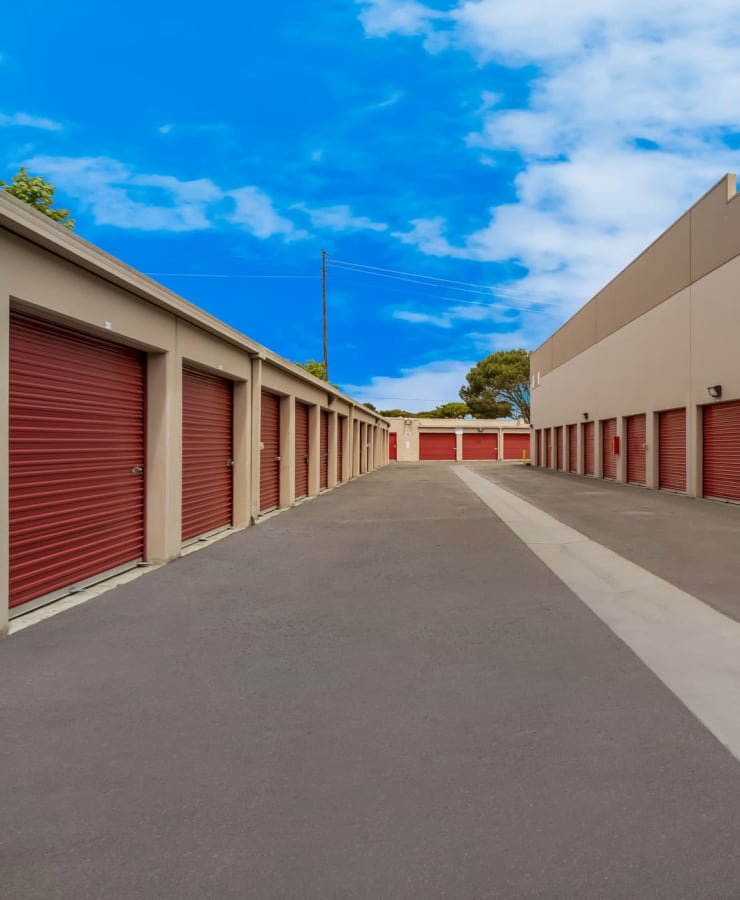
(274, 456), (281, 462)
(131, 466), (144, 475)
(226, 459), (234, 467)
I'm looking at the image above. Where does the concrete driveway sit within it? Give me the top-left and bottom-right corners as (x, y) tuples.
(3, 463), (740, 899)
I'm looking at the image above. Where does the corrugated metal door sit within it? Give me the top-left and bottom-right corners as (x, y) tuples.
(295, 401), (310, 499)
(419, 433), (456, 460)
(337, 416), (345, 481)
(626, 413), (647, 485)
(9, 312), (145, 611)
(535, 429), (541, 465)
(320, 410), (329, 489)
(182, 367), (233, 542)
(545, 429), (552, 468)
(703, 401), (740, 502)
(260, 391), (280, 512)
(601, 418), (617, 479)
(583, 421), (595, 476)
(659, 408), (686, 492)
(503, 433), (529, 460)
(389, 432), (397, 461)
(462, 433), (497, 460)
(568, 424), (577, 472)
(555, 426), (563, 470)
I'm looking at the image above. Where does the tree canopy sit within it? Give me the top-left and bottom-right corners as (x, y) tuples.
(379, 401), (472, 419)
(1, 167), (75, 230)
(459, 348), (530, 422)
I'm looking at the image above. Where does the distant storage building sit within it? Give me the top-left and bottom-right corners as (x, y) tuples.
(388, 417), (531, 462)
(0, 192), (388, 632)
(530, 174), (740, 501)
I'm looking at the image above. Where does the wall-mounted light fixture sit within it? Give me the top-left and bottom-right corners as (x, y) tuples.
(477, 427), (484, 433)
(327, 393), (336, 406)
(582, 412), (589, 420)
(404, 418), (413, 426)
(707, 385), (722, 399)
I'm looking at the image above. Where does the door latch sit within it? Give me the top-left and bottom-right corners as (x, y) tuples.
(131, 466), (144, 475)
(226, 459), (234, 467)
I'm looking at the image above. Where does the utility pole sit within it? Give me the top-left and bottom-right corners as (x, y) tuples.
(321, 248), (329, 382)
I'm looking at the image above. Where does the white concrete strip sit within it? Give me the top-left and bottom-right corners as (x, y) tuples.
(455, 465), (740, 763)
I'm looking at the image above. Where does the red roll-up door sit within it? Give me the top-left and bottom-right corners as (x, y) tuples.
(703, 401), (740, 502)
(182, 367), (233, 542)
(419, 433), (456, 460)
(503, 433), (530, 460)
(534, 430), (541, 465)
(626, 413), (646, 485)
(389, 432), (398, 461)
(555, 426), (563, 470)
(462, 433), (498, 460)
(295, 401), (310, 499)
(659, 408), (686, 492)
(583, 421), (595, 476)
(260, 391), (280, 512)
(320, 410), (329, 489)
(337, 416), (345, 482)
(601, 418), (617, 479)
(568, 424), (577, 472)
(545, 430), (552, 468)
(9, 312), (145, 611)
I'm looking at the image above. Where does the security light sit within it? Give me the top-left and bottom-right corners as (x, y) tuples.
(707, 385), (722, 399)
(582, 412), (589, 420)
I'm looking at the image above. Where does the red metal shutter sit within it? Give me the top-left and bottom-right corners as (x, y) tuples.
(260, 391), (281, 512)
(568, 424), (577, 472)
(601, 418), (617, 479)
(583, 421), (595, 476)
(9, 312), (145, 611)
(555, 426), (563, 470)
(337, 416), (345, 481)
(295, 402), (310, 499)
(703, 401), (740, 502)
(659, 408), (686, 492)
(182, 367), (233, 542)
(462, 433), (498, 460)
(419, 433), (456, 460)
(626, 413), (647, 485)
(320, 410), (329, 489)
(389, 432), (398, 461)
(503, 433), (529, 460)
(545, 429), (551, 468)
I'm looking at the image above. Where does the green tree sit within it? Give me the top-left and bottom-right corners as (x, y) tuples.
(1, 167), (75, 229)
(418, 401), (471, 419)
(296, 359), (328, 380)
(379, 408), (414, 418)
(459, 348), (530, 422)
(363, 402), (378, 412)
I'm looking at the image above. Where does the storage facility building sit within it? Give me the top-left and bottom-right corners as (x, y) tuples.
(530, 174), (740, 501)
(388, 417), (530, 462)
(0, 192), (388, 633)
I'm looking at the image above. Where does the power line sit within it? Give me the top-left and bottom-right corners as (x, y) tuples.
(144, 272), (319, 279)
(331, 258), (503, 291)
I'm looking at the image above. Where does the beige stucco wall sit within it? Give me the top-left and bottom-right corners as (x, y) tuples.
(0, 192), (389, 632)
(388, 418), (531, 462)
(531, 174), (740, 499)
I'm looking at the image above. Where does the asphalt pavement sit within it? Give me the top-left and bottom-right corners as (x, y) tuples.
(3, 463), (740, 899)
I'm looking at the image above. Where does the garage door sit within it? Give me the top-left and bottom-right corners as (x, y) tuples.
(260, 391), (281, 512)
(545, 429), (552, 468)
(462, 433), (497, 460)
(555, 426), (563, 470)
(389, 431), (397, 461)
(568, 424), (577, 472)
(601, 418), (617, 479)
(182, 367), (233, 542)
(320, 410), (329, 489)
(419, 433), (456, 460)
(703, 401), (740, 502)
(295, 401), (310, 499)
(659, 408), (686, 492)
(583, 421), (595, 476)
(337, 416), (346, 481)
(9, 312), (145, 611)
(503, 433), (530, 460)
(535, 429), (541, 465)
(626, 413), (646, 485)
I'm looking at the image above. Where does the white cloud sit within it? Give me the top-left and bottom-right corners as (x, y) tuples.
(360, 0), (740, 330)
(24, 155), (303, 239)
(297, 203), (388, 232)
(0, 112), (62, 131)
(393, 310), (452, 328)
(344, 359), (473, 408)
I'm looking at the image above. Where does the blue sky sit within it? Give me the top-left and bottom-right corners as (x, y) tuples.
(2, 1), (739, 409)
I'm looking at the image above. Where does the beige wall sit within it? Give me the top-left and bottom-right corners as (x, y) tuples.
(531, 174), (739, 380)
(0, 192), (389, 632)
(388, 418), (531, 462)
(531, 174), (740, 499)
